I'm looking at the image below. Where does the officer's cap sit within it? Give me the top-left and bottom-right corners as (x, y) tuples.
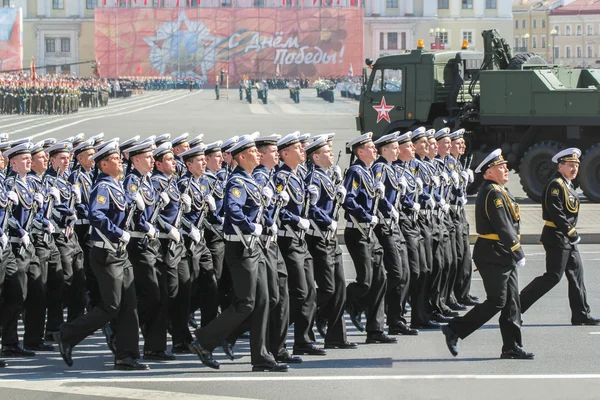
(94, 138), (119, 152)
(188, 134), (204, 148)
(154, 133), (171, 147)
(230, 135), (256, 156)
(410, 127), (429, 142)
(61, 136), (74, 144)
(222, 136), (240, 152)
(249, 131), (261, 140)
(4, 142), (32, 159)
(180, 144), (207, 161)
(47, 142), (72, 157)
(397, 131), (412, 145)
(434, 128), (451, 141)
(310, 134), (334, 144)
(138, 135), (156, 147)
(30, 141), (45, 156)
(346, 132), (373, 151)
(72, 133), (85, 147)
(374, 132), (399, 148)
(0, 133), (8, 143)
(255, 134), (281, 147)
(91, 141), (120, 162)
(0, 141), (12, 152)
(205, 141), (223, 155)
(299, 133), (311, 144)
(89, 132), (105, 144)
(552, 147), (581, 164)
(278, 132), (301, 151)
(128, 140), (155, 158)
(171, 132), (189, 147)
(449, 128), (465, 141)
(153, 142), (173, 160)
(12, 138), (31, 147)
(119, 135), (140, 152)
(305, 135), (329, 155)
(425, 129), (436, 139)
(41, 138), (57, 149)
(475, 148), (507, 174)
(73, 139), (95, 156)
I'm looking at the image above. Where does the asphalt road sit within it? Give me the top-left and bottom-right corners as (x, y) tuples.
(1, 90), (599, 399)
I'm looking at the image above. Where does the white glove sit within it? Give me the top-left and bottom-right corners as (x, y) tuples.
(516, 258), (526, 269)
(33, 193), (44, 208)
(332, 165), (343, 183)
(438, 198), (446, 207)
(133, 192), (145, 211)
(328, 220), (337, 232)
(145, 222), (156, 239)
(267, 222), (278, 236)
(398, 176), (408, 194)
(189, 226), (201, 244)
(307, 185), (319, 206)
(168, 227), (181, 243)
(49, 187), (60, 203)
(460, 170), (469, 184)
(571, 236), (581, 245)
(427, 196), (436, 210)
(412, 203), (421, 213)
(278, 190), (290, 206)
(390, 207), (399, 224)
(45, 222), (55, 234)
(442, 203), (450, 214)
(262, 186), (274, 205)
(370, 215), (379, 226)
(71, 185), (82, 204)
(21, 233), (30, 248)
(0, 233), (7, 250)
(7, 191), (17, 204)
(181, 193), (192, 213)
(467, 168), (474, 183)
(462, 195), (468, 205)
(159, 191), (170, 206)
(431, 176), (440, 188)
(450, 171), (460, 189)
(415, 178), (423, 195)
(440, 171), (449, 185)
(375, 181), (385, 198)
(120, 231), (130, 245)
(335, 185), (347, 203)
(251, 223), (263, 237)
(205, 195), (216, 212)
(298, 218), (310, 231)
(457, 196), (466, 208)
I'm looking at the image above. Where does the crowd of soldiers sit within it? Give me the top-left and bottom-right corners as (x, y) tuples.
(0, 127), (596, 372)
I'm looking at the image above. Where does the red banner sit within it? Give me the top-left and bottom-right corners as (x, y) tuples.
(0, 8), (23, 72)
(94, 8), (363, 82)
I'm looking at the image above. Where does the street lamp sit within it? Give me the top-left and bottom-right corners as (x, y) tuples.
(551, 29), (558, 64)
(429, 27), (446, 50)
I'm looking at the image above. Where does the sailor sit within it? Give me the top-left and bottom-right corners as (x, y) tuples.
(218, 136), (239, 181)
(171, 133), (190, 178)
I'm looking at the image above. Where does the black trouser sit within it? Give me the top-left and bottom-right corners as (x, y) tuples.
(54, 232), (85, 322)
(188, 237), (218, 328)
(520, 244), (591, 323)
(129, 237), (168, 352)
(448, 241), (522, 351)
(306, 233), (347, 344)
(264, 240), (289, 357)
(60, 246), (140, 360)
(454, 212), (473, 303)
(400, 217), (428, 325)
(195, 241), (274, 366)
(417, 215), (434, 319)
(75, 224), (98, 309)
(440, 214), (458, 307)
(0, 246), (17, 345)
(429, 215), (447, 314)
(344, 227), (386, 333)
(375, 223), (407, 328)
(45, 244), (63, 334)
(23, 233), (51, 347)
(205, 229), (232, 310)
(277, 234), (316, 345)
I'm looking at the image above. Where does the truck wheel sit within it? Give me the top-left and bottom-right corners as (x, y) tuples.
(579, 144), (600, 202)
(519, 141), (563, 202)
(507, 53), (546, 70)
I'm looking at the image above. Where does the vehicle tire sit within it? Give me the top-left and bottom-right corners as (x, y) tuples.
(579, 144), (600, 202)
(507, 53), (546, 70)
(519, 141), (564, 203)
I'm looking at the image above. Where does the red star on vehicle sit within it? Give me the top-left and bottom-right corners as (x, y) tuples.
(373, 96), (394, 123)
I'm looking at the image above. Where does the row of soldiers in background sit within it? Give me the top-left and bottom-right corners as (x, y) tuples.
(248, 77), (309, 90)
(0, 125), (482, 373)
(315, 79), (336, 103)
(238, 80), (268, 105)
(336, 78), (363, 101)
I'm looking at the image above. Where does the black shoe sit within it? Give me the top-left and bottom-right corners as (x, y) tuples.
(411, 320), (442, 330)
(448, 302), (468, 311)
(188, 314), (198, 329)
(441, 325), (458, 357)
(188, 340), (220, 369)
(366, 333), (398, 344)
(102, 323), (116, 355)
(468, 294), (480, 302)
(388, 322), (419, 336)
(293, 343), (327, 356)
(143, 350), (176, 361)
(500, 346), (534, 360)
(53, 332), (73, 367)
(346, 305), (364, 332)
(171, 343), (192, 354)
(239, 331), (250, 339)
(115, 357), (150, 370)
(1, 345), (36, 357)
(221, 340), (235, 361)
(44, 333), (57, 342)
(443, 309), (460, 317)
(0, 360), (6, 368)
(431, 313), (453, 323)
(324, 341), (358, 349)
(315, 315), (328, 339)
(572, 317), (600, 326)
(24, 342), (55, 352)
(252, 361), (289, 372)
(461, 297), (481, 306)
(275, 351), (303, 363)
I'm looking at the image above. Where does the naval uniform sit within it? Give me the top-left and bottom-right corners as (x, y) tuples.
(0, 182), (17, 360)
(520, 174), (593, 323)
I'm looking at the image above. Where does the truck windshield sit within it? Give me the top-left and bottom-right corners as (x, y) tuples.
(369, 68), (403, 93)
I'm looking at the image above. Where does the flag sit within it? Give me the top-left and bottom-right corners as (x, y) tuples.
(30, 57), (37, 81)
(348, 64), (353, 77)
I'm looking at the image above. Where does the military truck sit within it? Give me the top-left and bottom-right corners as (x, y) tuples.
(356, 29), (600, 203)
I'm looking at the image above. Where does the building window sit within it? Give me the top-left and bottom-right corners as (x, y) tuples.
(554, 26), (559, 34)
(440, 31), (449, 44)
(52, 0), (64, 9)
(254, 0), (265, 6)
(577, 25), (582, 35)
(533, 19), (537, 29)
(514, 38), (519, 48)
(86, 0), (96, 8)
(45, 38), (55, 53)
(380, 32), (384, 50)
(388, 32), (398, 50)
(542, 19), (546, 28)
(462, 0), (472, 9)
(588, 25), (593, 35)
(541, 35), (546, 48)
(153, 0), (160, 6)
(462, 30), (474, 45)
(554, 47), (559, 59)
(566, 26), (571, 35)
(386, 0), (398, 8)
(438, 0), (449, 9)
(515, 20), (519, 29)
(2, 0), (10, 6)
(61, 38), (70, 53)
(577, 46), (582, 58)
(522, 20), (526, 29)
(566, 46), (571, 58)
(587, 46), (592, 58)
(485, 0), (496, 8)
(522, 38), (527, 49)
(532, 36), (537, 49)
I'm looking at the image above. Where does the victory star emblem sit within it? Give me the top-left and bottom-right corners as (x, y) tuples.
(373, 96), (394, 123)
